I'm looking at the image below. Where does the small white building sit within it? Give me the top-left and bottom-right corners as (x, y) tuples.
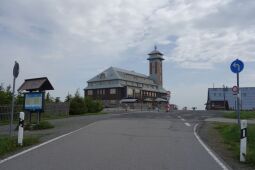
(206, 87), (255, 110)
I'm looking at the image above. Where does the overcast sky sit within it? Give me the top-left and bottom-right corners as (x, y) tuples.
(1, 0), (255, 109)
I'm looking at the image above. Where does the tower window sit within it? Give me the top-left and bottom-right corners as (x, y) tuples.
(155, 62), (157, 74)
(150, 62), (152, 74)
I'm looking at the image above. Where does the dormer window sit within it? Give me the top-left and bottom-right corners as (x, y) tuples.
(100, 73), (106, 79)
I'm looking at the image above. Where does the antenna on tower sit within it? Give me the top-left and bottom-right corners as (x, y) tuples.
(154, 45), (157, 50)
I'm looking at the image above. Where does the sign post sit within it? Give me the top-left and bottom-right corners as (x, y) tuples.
(240, 120), (247, 162)
(10, 61), (19, 136)
(230, 59), (244, 126)
(18, 112), (25, 146)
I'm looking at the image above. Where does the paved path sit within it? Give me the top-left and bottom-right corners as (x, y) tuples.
(0, 111), (227, 170)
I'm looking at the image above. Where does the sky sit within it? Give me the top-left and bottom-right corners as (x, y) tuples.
(1, 0), (255, 110)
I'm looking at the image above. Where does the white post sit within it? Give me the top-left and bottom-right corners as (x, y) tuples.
(18, 112), (25, 146)
(240, 120), (247, 162)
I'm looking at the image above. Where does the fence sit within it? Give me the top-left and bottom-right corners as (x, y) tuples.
(0, 102), (70, 122)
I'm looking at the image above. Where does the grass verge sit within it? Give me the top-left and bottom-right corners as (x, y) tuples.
(223, 111), (255, 119)
(214, 123), (255, 165)
(0, 135), (40, 157)
(24, 121), (54, 130)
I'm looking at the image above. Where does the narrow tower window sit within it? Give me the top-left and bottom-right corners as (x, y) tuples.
(150, 62), (152, 74)
(155, 62), (157, 74)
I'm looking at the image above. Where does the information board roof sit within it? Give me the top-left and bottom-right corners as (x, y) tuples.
(18, 77), (54, 92)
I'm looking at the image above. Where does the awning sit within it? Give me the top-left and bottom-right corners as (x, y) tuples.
(155, 98), (168, 102)
(120, 99), (138, 103)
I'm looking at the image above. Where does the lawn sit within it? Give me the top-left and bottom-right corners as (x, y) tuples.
(0, 135), (40, 158)
(214, 123), (255, 165)
(223, 111), (255, 119)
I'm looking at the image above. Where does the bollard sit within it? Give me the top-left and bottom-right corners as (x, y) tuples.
(240, 120), (247, 162)
(18, 112), (25, 146)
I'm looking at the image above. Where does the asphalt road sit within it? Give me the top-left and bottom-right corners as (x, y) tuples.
(0, 110), (228, 170)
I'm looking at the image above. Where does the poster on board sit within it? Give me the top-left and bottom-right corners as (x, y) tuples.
(24, 92), (44, 112)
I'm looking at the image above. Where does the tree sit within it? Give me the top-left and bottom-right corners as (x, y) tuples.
(69, 92), (87, 115)
(16, 93), (24, 105)
(0, 84), (12, 105)
(45, 92), (54, 103)
(55, 97), (61, 103)
(65, 93), (72, 102)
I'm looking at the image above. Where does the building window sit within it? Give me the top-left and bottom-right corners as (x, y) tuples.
(110, 88), (116, 94)
(87, 90), (93, 95)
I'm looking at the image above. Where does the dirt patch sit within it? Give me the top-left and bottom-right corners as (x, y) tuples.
(198, 122), (254, 170)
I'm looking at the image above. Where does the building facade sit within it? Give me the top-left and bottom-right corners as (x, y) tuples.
(84, 47), (168, 107)
(206, 87), (255, 110)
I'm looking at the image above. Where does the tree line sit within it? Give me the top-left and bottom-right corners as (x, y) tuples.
(0, 84), (103, 114)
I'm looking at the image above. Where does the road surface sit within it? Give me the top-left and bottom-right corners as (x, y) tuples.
(0, 111), (229, 170)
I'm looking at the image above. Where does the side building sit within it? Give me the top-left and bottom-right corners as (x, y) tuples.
(206, 87), (255, 110)
(84, 47), (168, 107)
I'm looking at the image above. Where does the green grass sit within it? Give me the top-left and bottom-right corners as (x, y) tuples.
(223, 111), (255, 119)
(25, 121), (54, 130)
(41, 112), (68, 120)
(215, 123), (255, 165)
(0, 135), (40, 157)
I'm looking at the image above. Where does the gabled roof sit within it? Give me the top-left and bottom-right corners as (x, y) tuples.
(18, 77), (54, 92)
(87, 67), (155, 85)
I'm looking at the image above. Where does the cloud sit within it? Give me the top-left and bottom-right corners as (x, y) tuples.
(0, 0), (255, 100)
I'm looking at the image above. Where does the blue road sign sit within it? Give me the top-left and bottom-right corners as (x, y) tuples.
(230, 59), (244, 73)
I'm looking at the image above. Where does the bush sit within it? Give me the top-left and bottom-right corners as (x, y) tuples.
(69, 95), (104, 115)
(69, 95), (88, 115)
(85, 97), (103, 113)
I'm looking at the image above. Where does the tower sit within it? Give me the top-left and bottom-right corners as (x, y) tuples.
(147, 45), (164, 86)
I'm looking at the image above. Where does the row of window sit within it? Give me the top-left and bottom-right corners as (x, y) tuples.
(87, 89), (158, 97)
(143, 91), (157, 97)
(212, 93), (247, 97)
(87, 88), (117, 96)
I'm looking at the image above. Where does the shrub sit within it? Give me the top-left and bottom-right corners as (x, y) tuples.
(69, 95), (87, 115)
(85, 97), (103, 113)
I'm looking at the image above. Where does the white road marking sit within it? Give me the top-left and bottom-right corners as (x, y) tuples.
(184, 122), (191, 127)
(193, 124), (229, 170)
(177, 115), (186, 121)
(0, 126), (86, 165)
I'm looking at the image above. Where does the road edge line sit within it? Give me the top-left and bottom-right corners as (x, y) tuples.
(193, 123), (230, 170)
(0, 127), (85, 165)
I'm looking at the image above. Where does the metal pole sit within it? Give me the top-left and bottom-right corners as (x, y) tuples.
(223, 85), (226, 110)
(237, 72), (240, 126)
(10, 77), (16, 136)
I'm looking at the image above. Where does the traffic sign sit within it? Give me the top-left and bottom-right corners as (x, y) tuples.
(232, 86), (238, 95)
(13, 61), (19, 78)
(230, 59), (244, 74)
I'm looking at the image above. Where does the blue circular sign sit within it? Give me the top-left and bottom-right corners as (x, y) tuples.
(230, 59), (244, 73)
